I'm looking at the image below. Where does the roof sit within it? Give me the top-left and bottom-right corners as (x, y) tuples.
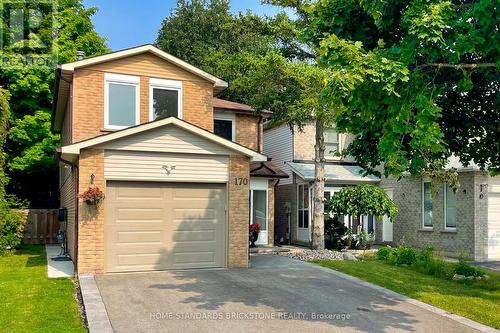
(250, 161), (289, 179)
(213, 98), (272, 116)
(287, 162), (380, 183)
(52, 44), (228, 132)
(60, 44), (227, 88)
(446, 154), (481, 171)
(59, 117), (267, 162)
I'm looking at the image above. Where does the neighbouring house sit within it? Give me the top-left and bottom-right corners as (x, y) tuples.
(52, 44), (287, 274)
(264, 122), (500, 261)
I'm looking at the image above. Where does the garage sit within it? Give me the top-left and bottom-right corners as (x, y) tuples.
(105, 181), (227, 272)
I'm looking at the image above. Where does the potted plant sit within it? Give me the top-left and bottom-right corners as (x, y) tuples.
(80, 186), (105, 207)
(249, 223), (261, 248)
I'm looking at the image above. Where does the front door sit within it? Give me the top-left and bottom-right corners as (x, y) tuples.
(250, 179), (268, 245)
(382, 188), (394, 242)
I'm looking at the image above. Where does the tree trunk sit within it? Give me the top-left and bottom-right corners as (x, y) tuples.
(311, 118), (325, 250)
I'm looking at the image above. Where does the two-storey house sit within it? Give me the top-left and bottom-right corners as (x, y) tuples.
(52, 45), (287, 274)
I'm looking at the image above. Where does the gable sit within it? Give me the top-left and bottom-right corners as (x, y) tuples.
(97, 124), (233, 156)
(82, 53), (207, 83)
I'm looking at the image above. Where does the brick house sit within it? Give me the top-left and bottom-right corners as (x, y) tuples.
(52, 45), (287, 274)
(264, 122), (500, 261)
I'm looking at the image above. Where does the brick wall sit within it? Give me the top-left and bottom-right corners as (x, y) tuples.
(268, 180), (275, 245)
(474, 172), (489, 260)
(236, 114), (259, 151)
(380, 172), (483, 259)
(71, 61), (215, 143)
(77, 148), (105, 274)
(228, 155), (250, 268)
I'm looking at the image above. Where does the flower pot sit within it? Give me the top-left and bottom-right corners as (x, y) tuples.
(249, 231), (259, 248)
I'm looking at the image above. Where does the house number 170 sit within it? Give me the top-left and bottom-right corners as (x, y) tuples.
(234, 177), (249, 186)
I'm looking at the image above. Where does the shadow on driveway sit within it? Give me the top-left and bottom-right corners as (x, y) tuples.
(95, 255), (480, 333)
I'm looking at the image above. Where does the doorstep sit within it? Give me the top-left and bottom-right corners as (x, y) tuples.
(249, 246), (291, 254)
(45, 245), (74, 278)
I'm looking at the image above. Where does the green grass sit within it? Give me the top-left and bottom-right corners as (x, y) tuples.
(315, 258), (500, 329)
(0, 245), (86, 333)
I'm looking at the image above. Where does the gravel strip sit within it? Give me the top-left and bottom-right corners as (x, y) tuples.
(279, 249), (344, 262)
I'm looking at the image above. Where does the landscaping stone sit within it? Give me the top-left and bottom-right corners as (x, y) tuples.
(278, 249), (344, 262)
(452, 274), (466, 281)
(343, 252), (358, 261)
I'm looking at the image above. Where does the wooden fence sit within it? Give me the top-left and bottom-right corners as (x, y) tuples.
(23, 209), (60, 245)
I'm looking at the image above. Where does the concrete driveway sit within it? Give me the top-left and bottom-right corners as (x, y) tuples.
(95, 255), (483, 333)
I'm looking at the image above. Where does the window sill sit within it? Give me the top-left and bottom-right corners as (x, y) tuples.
(418, 228), (434, 232)
(101, 128), (119, 133)
(441, 229), (457, 234)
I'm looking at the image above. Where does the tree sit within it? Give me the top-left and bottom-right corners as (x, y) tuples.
(0, 0), (108, 207)
(303, 0), (499, 180)
(328, 184), (398, 228)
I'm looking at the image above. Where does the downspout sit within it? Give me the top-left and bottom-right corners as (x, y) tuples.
(257, 116), (263, 153)
(56, 149), (79, 273)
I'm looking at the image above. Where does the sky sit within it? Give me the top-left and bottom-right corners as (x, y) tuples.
(82, 0), (284, 51)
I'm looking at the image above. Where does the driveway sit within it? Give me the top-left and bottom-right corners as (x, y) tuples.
(95, 255), (482, 333)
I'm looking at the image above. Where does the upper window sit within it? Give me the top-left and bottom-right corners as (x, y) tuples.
(298, 184), (309, 229)
(422, 181), (433, 228)
(214, 119), (234, 140)
(149, 78), (182, 121)
(105, 73), (140, 129)
(445, 184), (457, 229)
(324, 128), (340, 158)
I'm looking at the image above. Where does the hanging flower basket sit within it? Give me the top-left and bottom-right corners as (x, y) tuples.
(80, 186), (105, 206)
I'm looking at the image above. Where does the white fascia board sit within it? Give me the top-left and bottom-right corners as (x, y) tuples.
(60, 117), (267, 162)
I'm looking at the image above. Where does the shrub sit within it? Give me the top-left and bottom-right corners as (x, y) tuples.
(454, 257), (485, 277)
(0, 201), (26, 255)
(418, 246), (434, 262)
(325, 215), (348, 250)
(414, 256), (453, 279)
(377, 246), (393, 260)
(393, 245), (417, 266)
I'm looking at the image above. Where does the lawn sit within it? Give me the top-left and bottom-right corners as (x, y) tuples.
(0, 245), (86, 333)
(315, 258), (500, 329)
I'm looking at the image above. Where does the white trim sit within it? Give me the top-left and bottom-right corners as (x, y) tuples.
(444, 183), (457, 231)
(104, 73), (140, 130)
(60, 117), (267, 162)
(149, 78), (183, 121)
(250, 179), (269, 245)
(422, 180), (433, 229)
(60, 44), (228, 89)
(214, 112), (236, 141)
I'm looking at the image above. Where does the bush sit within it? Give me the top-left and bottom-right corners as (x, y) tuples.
(414, 256), (453, 279)
(418, 246), (434, 262)
(377, 246), (393, 260)
(325, 215), (348, 250)
(393, 245), (417, 266)
(0, 202), (26, 255)
(454, 257), (485, 277)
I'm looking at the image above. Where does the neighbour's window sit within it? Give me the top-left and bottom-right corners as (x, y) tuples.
(324, 128), (340, 158)
(150, 78), (182, 120)
(366, 215), (375, 235)
(252, 190), (267, 231)
(214, 119), (233, 140)
(298, 184), (309, 228)
(445, 184), (457, 229)
(105, 73), (139, 129)
(423, 181), (433, 228)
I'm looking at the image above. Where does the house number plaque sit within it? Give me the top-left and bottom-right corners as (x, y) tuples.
(234, 177), (249, 186)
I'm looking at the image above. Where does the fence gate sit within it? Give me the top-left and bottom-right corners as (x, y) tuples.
(23, 209), (60, 245)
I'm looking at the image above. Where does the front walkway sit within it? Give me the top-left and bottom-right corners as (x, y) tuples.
(45, 245), (73, 278)
(92, 255), (488, 333)
(471, 261), (500, 272)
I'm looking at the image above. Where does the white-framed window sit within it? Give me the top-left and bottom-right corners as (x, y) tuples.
(149, 78), (183, 121)
(214, 113), (235, 141)
(444, 183), (457, 229)
(324, 127), (341, 159)
(422, 180), (433, 228)
(104, 73), (140, 129)
(298, 184), (309, 228)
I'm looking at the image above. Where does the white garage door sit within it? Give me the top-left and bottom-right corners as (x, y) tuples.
(105, 181), (226, 272)
(489, 177), (500, 260)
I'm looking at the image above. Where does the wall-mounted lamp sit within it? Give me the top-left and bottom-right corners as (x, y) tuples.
(90, 174), (95, 185)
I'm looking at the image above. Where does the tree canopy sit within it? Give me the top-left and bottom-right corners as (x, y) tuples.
(0, 0), (108, 207)
(328, 184), (398, 220)
(301, 0), (499, 178)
